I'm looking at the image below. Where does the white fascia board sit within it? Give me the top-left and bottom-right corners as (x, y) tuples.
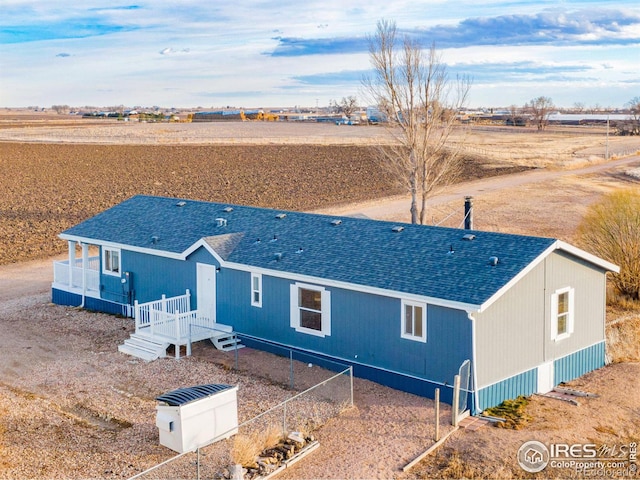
(221, 259), (481, 312)
(58, 233), (481, 312)
(58, 234), (185, 260)
(478, 242), (557, 313)
(182, 238), (225, 264)
(555, 240), (620, 273)
(478, 240), (620, 313)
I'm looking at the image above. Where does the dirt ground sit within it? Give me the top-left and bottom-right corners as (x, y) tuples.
(1, 116), (640, 479)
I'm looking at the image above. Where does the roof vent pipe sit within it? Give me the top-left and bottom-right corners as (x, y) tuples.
(464, 196), (473, 230)
(489, 256), (499, 266)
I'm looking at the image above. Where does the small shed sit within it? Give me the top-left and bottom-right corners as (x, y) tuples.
(155, 384), (238, 453)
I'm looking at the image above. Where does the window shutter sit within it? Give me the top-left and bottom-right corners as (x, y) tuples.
(550, 292), (558, 340)
(290, 284), (298, 329)
(321, 289), (331, 336)
(568, 288), (575, 335)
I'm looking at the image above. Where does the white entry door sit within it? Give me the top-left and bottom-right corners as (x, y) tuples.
(537, 361), (554, 393)
(197, 263), (217, 322)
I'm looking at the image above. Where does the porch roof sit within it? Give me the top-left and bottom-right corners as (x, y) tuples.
(61, 195), (613, 308)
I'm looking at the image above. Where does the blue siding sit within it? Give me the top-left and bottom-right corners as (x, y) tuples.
(239, 335), (457, 405)
(477, 368), (537, 411)
(554, 342), (605, 385)
(100, 250), (208, 306)
(218, 271), (473, 394)
(52, 289), (130, 316)
(52, 288), (82, 307)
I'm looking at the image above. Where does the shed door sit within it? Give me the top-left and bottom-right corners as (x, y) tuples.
(537, 361), (554, 393)
(197, 263), (217, 323)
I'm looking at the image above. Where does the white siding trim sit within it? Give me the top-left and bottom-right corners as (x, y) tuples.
(400, 299), (427, 343)
(551, 286), (574, 341)
(102, 246), (121, 276)
(479, 240), (617, 313)
(250, 272), (262, 308)
(290, 282), (331, 338)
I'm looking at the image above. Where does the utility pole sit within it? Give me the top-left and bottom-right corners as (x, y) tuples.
(606, 115), (610, 160)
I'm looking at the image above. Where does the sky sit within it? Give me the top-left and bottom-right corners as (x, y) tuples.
(1, 1), (639, 110)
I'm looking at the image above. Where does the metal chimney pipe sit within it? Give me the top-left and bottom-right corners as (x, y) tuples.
(464, 196), (473, 230)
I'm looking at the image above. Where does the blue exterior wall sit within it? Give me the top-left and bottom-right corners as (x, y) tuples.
(476, 341), (606, 411)
(554, 341), (605, 385)
(52, 288), (132, 316)
(477, 367), (538, 411)
(98, 248), (218, 306)
(217, 269), (473, 396)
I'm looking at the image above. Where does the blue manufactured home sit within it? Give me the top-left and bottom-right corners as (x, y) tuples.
(52, 195), (618, 413)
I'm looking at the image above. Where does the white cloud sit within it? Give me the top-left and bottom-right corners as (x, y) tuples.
(0, 1), (638, 108)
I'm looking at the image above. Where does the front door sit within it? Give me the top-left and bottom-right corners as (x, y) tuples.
(537, 361), (554, 393)
(197, 263), (217, 322)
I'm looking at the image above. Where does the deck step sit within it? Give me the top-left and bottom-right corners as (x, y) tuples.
(118, 334), (170, 361)
(210, 330), (245, 352)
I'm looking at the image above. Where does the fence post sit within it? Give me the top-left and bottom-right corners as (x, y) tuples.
(283, 401), (287, 437)
(186, 289), (191, 312)
(187, 324), (192, 357)
(434, 388), (440, 441)
(349, 366), (354, 407)
(197, 447), (200, 480)
(134, 300), (139, 332)
(452, 375), (461, 427)
(175, 312), (180, 359)
(289, 350), (294, 389)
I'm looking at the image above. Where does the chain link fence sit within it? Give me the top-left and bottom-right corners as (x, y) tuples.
(131, 331), (353, 480)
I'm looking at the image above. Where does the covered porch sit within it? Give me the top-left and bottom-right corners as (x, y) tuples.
(52, 240), (100, 298)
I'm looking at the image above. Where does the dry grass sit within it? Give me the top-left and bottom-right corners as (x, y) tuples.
(438, 451), (481, 479)
(483, 396), (532, 430)
(231, 424), (284, 468)
(606, 315), (640, 363)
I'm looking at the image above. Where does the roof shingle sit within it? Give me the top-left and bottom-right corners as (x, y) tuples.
(62, 195), (557, 307)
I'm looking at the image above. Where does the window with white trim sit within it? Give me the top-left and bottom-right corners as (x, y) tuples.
(102, 247), (121, 276)
(290, 283), (331, 337)
(551, 287), (574, 341)
(401, 299), (427, 342)
(251, 273), (262, 307)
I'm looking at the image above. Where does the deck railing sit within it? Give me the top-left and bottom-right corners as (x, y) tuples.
(134, 290), (192, 331)
(133, 291), (216, 353)
(53, 257), (100, 292)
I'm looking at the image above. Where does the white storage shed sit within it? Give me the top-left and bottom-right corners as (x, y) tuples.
(155, 383), (239, 453)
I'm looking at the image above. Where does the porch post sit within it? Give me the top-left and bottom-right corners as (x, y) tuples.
(68, 240), (77, 286)
(175, 311), (180, 359)
(81, 243), (89, 293)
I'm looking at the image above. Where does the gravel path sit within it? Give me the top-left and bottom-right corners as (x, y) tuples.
(0, 258), (453, 480)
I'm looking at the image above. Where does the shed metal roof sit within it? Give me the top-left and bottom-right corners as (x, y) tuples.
(156, 384), (234, 406)
(60, 195), (616, 309)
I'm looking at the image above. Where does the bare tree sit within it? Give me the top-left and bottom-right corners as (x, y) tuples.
(363, 19), (471, 224)
(525, 96), (555, 131)
(507, 104), (524, 126)
(625, 97), (640, 136)
(333, 96), (359, 120)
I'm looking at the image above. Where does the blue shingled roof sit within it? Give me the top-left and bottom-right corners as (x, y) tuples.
(61, 195), (557, 307)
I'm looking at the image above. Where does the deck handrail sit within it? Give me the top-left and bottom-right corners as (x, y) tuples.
(53, 257), (100, 292)
(134, 290), (191, 331)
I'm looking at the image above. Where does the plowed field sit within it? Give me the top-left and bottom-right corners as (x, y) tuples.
(0, 142), (525, 265)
